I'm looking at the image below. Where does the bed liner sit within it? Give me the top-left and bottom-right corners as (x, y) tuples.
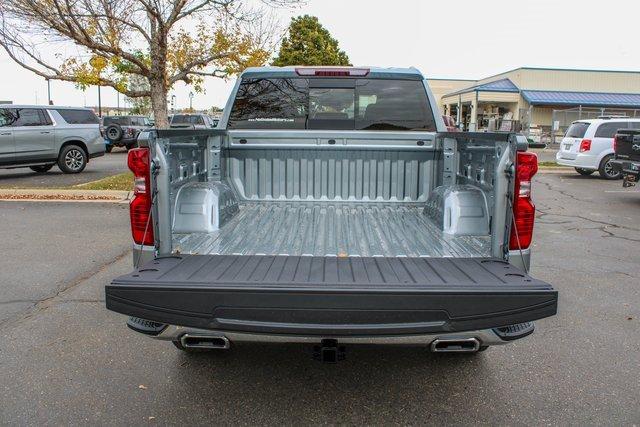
(172, 202), (492, 258)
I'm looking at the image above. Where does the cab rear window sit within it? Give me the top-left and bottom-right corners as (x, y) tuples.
(103, 116), (132, 126)
(565, 122), (589, 138)
(228, 78), (436, 131)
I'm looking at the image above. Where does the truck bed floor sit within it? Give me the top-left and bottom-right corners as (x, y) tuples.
(172, 203), (491, 257)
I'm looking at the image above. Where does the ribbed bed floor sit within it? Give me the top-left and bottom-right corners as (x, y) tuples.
(172, 203), (492, 258)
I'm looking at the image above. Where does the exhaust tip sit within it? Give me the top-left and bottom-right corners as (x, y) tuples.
(180, 334), (230, 350)
(430, 337), (480, 353)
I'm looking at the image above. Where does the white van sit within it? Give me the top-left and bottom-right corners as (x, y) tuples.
(556, 118), (640, 179)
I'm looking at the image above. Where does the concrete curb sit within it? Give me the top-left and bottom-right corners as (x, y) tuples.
(0, 188), (132, 203)
(538, 167), (573, 174)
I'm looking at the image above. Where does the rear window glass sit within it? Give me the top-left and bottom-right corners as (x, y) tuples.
(229, 78), (308, 129)
(228, 78), (436, 131)
(594, 121), (630, 138)
(565, 122), (590, 138)
(56, 109), (99, 124)
(103, 116), (132, 126)
(172, 115), (205, 125)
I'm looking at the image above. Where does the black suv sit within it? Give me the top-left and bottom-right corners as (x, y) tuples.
(101, 115), (151, 152)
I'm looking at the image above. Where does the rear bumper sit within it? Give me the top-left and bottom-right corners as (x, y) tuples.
(555, 152), (598, 169)
(106, 255), (558, 337)
(106, 137), (137, 146)
(610, 158), (640, 175)
(149, 324), (516, 346)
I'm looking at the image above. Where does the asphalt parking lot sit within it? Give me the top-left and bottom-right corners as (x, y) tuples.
(0, 150), (129, 188)
(0, 171), (638, 424)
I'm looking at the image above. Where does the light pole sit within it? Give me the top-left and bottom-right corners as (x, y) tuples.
(97, 85), (102, 117)
(46, 78), (52, 105)
(189, 91), (194, 110)
(171, 95), (176, 113)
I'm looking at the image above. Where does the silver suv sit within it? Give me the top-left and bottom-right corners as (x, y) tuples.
(0, 105), (105, 174)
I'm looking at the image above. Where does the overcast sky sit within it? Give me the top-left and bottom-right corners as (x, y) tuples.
(1, 0), (638, 110)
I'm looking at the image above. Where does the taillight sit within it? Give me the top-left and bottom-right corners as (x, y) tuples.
(579, 139), (591, 152)
(509, 151), (538, 250)
(613, 135), (618, 152)
(127, 148), (154, 246)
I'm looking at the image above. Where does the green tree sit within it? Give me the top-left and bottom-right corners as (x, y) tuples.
(0, 0), (301, 127)
(272, 15), (350, 66)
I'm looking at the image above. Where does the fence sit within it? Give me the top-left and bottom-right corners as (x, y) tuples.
(550, 107), (640, 144)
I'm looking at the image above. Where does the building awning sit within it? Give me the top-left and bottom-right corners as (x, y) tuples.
(444, 78), (519, 97)
(522, 90), (640, 108)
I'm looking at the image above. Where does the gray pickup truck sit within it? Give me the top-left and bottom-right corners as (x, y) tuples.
(106, 67), (557, 361)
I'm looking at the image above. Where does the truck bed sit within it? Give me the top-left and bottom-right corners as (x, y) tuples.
(172, 202), (492, 258)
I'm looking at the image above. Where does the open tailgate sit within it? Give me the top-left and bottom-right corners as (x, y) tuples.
(106, 255), (557, 335)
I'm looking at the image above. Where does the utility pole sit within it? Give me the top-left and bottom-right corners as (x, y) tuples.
(117, 91), (120, 115)
(97, 85), (102, 117)
(189, 91), (194, 110)
(171, 95), (176, 114)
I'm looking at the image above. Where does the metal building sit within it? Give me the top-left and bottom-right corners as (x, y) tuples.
(428, 67), (640, 141)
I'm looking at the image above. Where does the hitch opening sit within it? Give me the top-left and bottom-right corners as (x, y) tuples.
(313, 339), (346, 363)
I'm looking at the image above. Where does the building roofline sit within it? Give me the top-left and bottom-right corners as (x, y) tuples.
(479, 66), (640, 82)
(426, 78), (477, 82)
(521, 88), (640, 96)
(521, 89), (640, 108)
(442, 78), (519, 98)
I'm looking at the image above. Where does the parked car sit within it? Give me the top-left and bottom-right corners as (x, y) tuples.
(556, 118), (640, 179)
(0, 105), (104, 173)
(169, 113), (217, 129)
(106, 66), (557, 361)
(101, 115), (151, 152)
(611, 129), (640, 188)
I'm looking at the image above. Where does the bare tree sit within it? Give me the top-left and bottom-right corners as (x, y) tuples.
(0, 0), (300, 127)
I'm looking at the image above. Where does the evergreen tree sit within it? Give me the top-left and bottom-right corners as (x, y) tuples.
(273, 15), (350, 66)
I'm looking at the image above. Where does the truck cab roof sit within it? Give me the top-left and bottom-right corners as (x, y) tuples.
(241, 66), (425, 80)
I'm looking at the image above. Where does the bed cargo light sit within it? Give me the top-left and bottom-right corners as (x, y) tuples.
(127, 148), (154, 246)
(295, 67), (370, 77)
(509, 151), (538, 250)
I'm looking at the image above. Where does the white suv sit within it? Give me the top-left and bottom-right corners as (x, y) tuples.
(556, 118), (640, 179)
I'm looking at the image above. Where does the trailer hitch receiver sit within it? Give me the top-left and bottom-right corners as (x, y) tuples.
(313, 339), (346, 363)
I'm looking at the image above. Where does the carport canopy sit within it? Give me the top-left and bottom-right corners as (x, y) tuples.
(521, 90), (640, 108)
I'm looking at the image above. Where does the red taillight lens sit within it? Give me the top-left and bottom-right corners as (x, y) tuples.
(127, 148), (154, 246)
(579, 139), (592, 152)
(509, 152), (537, 250)
(613, 135), (618, 152)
